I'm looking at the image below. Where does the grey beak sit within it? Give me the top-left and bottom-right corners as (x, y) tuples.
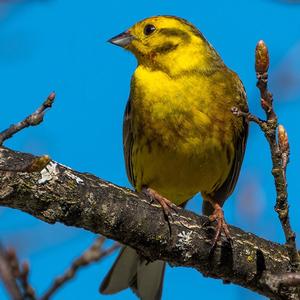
(108, 31), (135, 48)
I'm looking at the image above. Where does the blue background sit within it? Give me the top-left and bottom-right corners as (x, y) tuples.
(1, 0), (300, 299)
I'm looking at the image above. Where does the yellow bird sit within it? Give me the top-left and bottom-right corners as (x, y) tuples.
(100, 15), (248, 300)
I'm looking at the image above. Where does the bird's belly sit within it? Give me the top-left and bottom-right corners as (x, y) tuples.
(132, 136), (233, 206)
(129, 70), (237, 205)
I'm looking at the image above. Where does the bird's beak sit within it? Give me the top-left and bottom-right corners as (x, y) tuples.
(108, 31), (135, 48)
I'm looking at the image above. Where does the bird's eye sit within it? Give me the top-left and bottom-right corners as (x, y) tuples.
(144, 24), (156, 36)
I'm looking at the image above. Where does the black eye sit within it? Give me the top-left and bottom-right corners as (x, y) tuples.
(144, 24), (156, 36)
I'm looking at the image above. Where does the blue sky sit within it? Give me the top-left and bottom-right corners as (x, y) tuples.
(0, 0), (300, 299)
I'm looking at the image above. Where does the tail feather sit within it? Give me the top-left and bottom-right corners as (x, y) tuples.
(100, 246), (165, 300)
(136, 258), (165, 300)
(100, 246), (139, 294)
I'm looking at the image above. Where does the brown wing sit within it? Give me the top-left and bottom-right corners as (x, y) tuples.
(203, 80), (249, 215)
(123, 98), (136, 187)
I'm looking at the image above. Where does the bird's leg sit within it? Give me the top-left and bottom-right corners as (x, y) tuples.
(142, 187), (178, 232)
(142, 187), (177, 216)
(208, 203), (231, 249)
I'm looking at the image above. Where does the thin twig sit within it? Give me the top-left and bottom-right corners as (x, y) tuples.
(0, 244), (36, 300)
(231, 107), (266, 128)
(0, 92), (55, 146)
(0, 92), (55, 172)
(0, 244), (23, 300)
(19, 261), (36, 300)
(6, 247), (36, 300)
(233, 40), (299, 270)
(40, 237), (120, 300)
(255, 40), (299, 270)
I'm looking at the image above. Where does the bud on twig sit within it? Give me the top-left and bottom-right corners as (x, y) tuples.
(278, 124), (290, 172)
(21, 261), (30, 277)
(278, 125), (289, 153)
(255, 40), (269, 73)
(44, 91), (56, 108)
(48, 91), (56, 101)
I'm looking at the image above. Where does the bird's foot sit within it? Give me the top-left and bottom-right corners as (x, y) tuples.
(208, 203), (231, 250)
(142, 187), (177, 217)
(142, 187), (178, 234)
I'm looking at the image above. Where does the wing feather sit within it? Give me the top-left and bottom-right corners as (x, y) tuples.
(203, 79), (249, 214)
(123, 99), (136, 187)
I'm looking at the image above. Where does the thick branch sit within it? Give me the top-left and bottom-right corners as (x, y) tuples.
(0, 146), (297, 300)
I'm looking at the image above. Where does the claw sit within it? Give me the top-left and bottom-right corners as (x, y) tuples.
(142, 187), (178, 234)
(208, 203), (231, 251)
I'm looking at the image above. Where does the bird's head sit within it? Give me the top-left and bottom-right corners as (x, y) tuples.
(108, 15), (223, 75)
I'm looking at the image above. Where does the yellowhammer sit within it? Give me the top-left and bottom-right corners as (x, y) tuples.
(100, 15), (248, 300)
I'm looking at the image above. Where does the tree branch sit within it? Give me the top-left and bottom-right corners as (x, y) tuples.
(0, 146), (297, 300)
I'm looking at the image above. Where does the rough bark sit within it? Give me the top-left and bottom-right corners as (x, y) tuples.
(0, 146), (298, 299)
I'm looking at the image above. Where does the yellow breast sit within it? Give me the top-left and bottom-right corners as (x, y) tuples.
(127, 65), (237, 205)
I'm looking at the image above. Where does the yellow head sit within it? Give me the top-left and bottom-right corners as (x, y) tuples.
(109, 16), (224, 76)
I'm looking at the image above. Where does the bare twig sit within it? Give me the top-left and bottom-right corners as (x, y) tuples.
(0, 244), (36, 300)
(6, 248), (36, 300)
(255, 40), (299, 270)
(233, 40), (299, 270)
(0, 92), (55, 146)
(231, 107), (266, 127)
(0, 92), (54, 173)
(0, 244), (23, 300)
(40, 237), (120, 300)
(19, 261), (36, 300)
